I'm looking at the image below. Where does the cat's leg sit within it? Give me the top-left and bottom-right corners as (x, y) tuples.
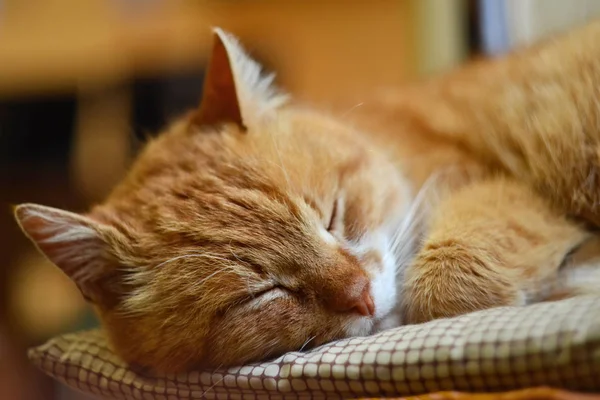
(401, 177), (589, 324)
(405, 20), (600, 226)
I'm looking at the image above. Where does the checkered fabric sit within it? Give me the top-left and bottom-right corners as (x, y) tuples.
(29, 295), (600, 400)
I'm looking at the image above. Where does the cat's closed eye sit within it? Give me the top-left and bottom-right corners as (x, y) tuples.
(327, 197), (345, 234)
(559, 243), (582, 268)
(247, 287), (289, 310)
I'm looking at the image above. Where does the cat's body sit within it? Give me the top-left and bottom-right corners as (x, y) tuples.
(14, 22), (600, 372)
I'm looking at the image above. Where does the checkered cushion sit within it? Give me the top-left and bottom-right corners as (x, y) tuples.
(29, 295), (600, 399)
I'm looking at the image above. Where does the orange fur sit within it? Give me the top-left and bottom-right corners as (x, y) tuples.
(14, 22), (600, 372)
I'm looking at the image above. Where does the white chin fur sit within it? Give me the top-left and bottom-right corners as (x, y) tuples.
(345, 317), (373, 337)
(370, 247), (398, 320)
(342, 247), (398, 337)
(342, 233), (399, 337)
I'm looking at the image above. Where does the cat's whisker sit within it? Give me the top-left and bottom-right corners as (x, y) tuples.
(161, 253), (257, 280)
(341, 102), (365, 118)
(392, 166), (479, 278)
(299, 335), (317, 352)
(121, 257), (260, 316)
(390, 199), (425, 256)
(389, 171), (446, 278)
(200, 364), (226, 397)
(152, 253), (233, 269)
(246, 274), (255, 298)
(121, 274), (231, 316)
(227, 239), (241, 260)
(191, 268), (232, 289)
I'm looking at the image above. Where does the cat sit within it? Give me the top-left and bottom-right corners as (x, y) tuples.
(14, 21), (600, 373)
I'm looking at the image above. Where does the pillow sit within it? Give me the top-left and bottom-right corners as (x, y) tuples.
(29, 295), (600, 400)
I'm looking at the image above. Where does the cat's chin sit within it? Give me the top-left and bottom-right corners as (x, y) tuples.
(372, 312), (402, 333)
(342, 311), (402, 340)
(344, 317), (375, 337)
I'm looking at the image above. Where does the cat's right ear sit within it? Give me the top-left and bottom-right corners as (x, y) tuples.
(193, 28), (288, 130)
(14, 203), (119, 303)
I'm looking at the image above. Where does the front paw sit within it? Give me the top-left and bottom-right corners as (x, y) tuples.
(401, 240), (522, 324)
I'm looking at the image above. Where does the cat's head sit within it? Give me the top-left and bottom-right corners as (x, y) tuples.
(14, 29), (411, 372)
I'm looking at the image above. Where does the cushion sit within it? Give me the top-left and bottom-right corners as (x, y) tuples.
(29, 295), (600, 400)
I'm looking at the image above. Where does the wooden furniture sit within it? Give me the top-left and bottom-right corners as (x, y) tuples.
(0, 0), (419, 100)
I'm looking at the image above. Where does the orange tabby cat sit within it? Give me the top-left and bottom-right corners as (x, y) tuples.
(14, 22), (600, 372)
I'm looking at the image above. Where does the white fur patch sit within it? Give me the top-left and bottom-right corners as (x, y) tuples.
(338, 231), (399, 339)
(338, 174), (417, 336)
(361, 233), (398, 320)
(344, 317), (373, 337)
(318, 227), (337, 246)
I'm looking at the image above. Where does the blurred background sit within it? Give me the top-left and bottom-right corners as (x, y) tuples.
(1, 1), (600, 399)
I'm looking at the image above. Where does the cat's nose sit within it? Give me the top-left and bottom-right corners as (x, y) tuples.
(328, 276), (375, 317)
(352, 286), (376, 317)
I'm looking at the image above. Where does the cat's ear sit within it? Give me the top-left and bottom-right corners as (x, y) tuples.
(14, 203), (119, 303)
(193, 28), (288, 129)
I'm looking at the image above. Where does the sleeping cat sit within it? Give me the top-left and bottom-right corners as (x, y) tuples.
(14, 21), (600, 373)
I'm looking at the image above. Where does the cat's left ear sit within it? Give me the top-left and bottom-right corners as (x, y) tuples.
(193, 28), (288, 130)
(13, 203), (125, 304)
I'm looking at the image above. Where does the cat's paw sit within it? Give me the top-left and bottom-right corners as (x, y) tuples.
(400, 240), (522, 324)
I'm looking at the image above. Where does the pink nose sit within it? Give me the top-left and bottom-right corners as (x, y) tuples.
(352, 286), (376, 317)
(327, 276), (376, 317)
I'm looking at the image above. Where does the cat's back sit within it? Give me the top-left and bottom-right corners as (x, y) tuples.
(340, 86), (486, 193)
